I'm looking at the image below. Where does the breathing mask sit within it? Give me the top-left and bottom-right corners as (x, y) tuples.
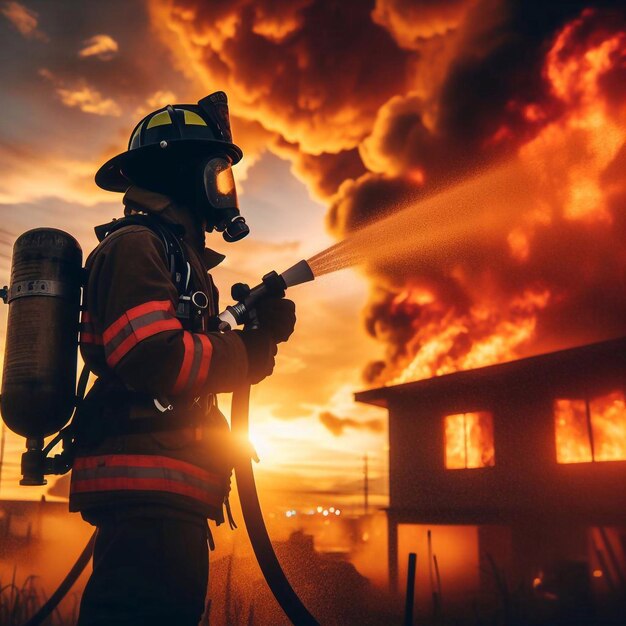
(200, 157), (250, 242)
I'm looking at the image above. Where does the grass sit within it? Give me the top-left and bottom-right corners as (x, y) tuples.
(0, 567), (78, 626)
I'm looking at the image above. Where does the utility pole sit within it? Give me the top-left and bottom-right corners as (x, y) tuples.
(363, 453), (369, 516)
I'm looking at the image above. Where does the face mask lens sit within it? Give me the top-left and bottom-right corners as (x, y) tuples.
(203, 158), (238, 209)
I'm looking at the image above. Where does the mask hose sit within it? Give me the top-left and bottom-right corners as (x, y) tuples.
(221, 213), (249, 242)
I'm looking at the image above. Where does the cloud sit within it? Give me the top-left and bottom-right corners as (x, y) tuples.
(372, 0), (477, 46)
(148, 0), (411, 154)
(39, 68), (122, 117)
(135, 89), (178, 116)
(148, 0), (626, 389)
(0, 137), (113, 206)
(78, 34), (119, 60)
(56, 85), (122, 116)
(1, 1), (47, 41)
(319, 411), (385, 437)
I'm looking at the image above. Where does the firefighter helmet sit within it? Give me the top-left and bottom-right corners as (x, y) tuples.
(95, 91), (243, 192)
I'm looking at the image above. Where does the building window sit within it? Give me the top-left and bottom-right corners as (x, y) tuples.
(554, 391), (626, 464)
(444, 412), (495, 469)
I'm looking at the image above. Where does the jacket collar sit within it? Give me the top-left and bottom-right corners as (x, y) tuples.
(122, 186), (225, 269)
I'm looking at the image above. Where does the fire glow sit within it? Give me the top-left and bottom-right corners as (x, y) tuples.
(554, 391), (626, 464)
(362, 8), (626, 397)
(444, 412), (495, 470)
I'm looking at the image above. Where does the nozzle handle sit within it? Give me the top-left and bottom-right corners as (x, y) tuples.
(217, 260), (314, 330)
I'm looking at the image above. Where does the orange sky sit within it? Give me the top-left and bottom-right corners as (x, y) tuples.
(1, 0), (626, 510)
(0, 0), (388, 506)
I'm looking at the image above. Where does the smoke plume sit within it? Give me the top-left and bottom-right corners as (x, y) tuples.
(150, 0), (626, 385)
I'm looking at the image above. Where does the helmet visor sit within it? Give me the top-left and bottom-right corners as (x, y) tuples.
(203, 157), (238, 210)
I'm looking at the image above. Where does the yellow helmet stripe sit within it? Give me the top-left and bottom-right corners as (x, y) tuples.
(129, 121), (144, 147)
(146, 110), (172, 129)
(183, 110), (207, 126)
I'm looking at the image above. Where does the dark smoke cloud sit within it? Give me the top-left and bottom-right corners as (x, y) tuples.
(273, 140), (367, 201)
(150, 0), (410, 154)
(329, 2), (626, 382)
(319, 411), (385, 437)
(152, 0), (626, 384)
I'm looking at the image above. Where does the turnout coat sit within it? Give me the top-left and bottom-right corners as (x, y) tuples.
(69, 186), (248, 524)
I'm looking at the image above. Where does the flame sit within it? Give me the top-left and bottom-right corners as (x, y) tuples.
(520, 11), (626, 225)
(389, 289), (549, 385)
(554, 391), (626, 463)
(445, 412), (495, 469)
(386, 9), (626, 387)
(407, 168), (426, 185)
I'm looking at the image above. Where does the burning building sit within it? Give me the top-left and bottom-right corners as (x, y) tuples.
(356, 336), (626, 618)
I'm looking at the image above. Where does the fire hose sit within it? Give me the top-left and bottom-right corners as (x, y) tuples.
(22, 531), (96, 626)
(20, 259), (319, 626)
(21, 386), (318, 626)
(232, 383), (319, 626)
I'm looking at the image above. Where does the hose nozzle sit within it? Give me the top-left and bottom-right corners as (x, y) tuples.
(280, 260), (314, 288)
(218, 259), (314, 330)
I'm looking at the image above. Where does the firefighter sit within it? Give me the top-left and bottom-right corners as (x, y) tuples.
(72, 92), (296, 626)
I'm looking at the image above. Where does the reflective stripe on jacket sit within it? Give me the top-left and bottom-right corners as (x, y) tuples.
(71, 454), (225, 509)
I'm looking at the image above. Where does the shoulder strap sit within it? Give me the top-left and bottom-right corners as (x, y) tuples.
(94, 215), (190, 299)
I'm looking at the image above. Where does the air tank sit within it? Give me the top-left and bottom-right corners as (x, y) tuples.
(1, 228), (82, 439)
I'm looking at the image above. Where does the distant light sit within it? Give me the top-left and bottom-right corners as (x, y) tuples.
(532, 577), (542, 588)
(593, 569), (603, 578)
(329, 507), (335, 513)
(362, 532), (370, 542)
(285, 511), (292, 518)
(323, 510), (329, 516)
(335, 510), (341, 516)
(316, 506), (323, 513)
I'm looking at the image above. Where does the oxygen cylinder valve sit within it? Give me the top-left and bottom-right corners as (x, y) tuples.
(20, 439), (47, 486)
(20, 436), (74, 485)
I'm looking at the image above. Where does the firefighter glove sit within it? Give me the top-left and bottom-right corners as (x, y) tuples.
(254, 297), (296, 343)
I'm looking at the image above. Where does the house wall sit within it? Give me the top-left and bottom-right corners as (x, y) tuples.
(374, 340), (626, 594)
(387, 378), (626, 526)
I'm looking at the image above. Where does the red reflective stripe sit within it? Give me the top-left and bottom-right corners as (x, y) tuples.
(127, 300), (174, 321)
(172, 331), (195, 394)
(80, 332), (103, 346)
(70, 477), (223, 507)
(106, 334), (136, 367)
(73, 454), (220, 484)
(103, 300), (174, 344)
(194, 334), (213, 391)
(106, 318), (181, 368)
(103, 311), (131, 344)
(80, 311), (102, 343)
(132, 317), (181, 342)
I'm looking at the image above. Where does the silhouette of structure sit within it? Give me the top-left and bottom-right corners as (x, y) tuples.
(356, 337), (626, 605)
